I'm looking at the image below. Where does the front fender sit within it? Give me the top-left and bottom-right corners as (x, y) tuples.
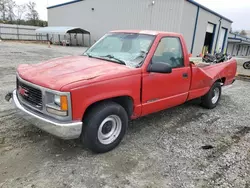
(69, 75), (142, 121)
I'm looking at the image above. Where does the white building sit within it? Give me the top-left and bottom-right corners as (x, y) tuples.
(227, 32), (250, 56)
(47, 0), (232, 57)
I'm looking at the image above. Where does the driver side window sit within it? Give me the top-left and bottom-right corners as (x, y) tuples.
(152, 37), (184, 68)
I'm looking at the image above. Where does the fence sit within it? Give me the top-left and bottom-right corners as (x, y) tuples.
(0, 24), (48, 41)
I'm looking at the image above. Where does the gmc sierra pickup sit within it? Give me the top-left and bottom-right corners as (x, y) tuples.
(6, 30), (237, 153)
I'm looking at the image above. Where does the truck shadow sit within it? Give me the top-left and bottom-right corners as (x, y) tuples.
(19, 97), (231, 157)
(128, 98), (203, 134)
(14, 99), (201, 158)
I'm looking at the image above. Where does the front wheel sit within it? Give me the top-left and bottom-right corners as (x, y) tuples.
(201, 82), (221, 109)
(243, 61), (250, 69)
(81, 101), (128, 153)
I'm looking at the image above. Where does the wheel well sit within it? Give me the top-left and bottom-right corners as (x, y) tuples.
(216, 77), (226, 85)
(82, 96), (134, 121)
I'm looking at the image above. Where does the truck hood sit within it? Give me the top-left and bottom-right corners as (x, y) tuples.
(17, 56), (137, 91)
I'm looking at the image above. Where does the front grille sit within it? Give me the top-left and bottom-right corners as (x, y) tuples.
(17, 78), (43, 109)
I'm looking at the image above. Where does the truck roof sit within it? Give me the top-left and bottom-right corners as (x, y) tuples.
(110, 30), (182, 37)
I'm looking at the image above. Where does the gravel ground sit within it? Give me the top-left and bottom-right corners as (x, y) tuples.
(1, 41), (250, 188)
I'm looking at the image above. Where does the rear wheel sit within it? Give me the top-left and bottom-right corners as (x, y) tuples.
(243, 61), (250, 69)
(201, 82), (221, 109)
(81, 101), (128, 153)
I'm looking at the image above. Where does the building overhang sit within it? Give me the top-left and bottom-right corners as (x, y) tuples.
(47, 0), (83, 9)
(228, 37), (250, 45)
(35, 26), (90, 35)
(186, 0), (233, 23)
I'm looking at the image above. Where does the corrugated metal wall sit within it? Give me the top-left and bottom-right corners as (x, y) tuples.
(180, 1), (197, 54)
(48, 0), (184, 45)
(228, 43), (250, 56)
(227, 43), (235, 55)
(48, 0), (232, 54)
(192, 7), (231, 56)
(180, 1), (231, 56)
(0, 24), (45, 40)
(227, 32), (250, 56)
(149, 0), (184, 32)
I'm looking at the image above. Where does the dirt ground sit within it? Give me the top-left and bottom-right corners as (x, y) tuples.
(1, 41), (250, 188)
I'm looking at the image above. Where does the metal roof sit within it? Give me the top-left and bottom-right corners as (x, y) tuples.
(186, 0), (233, 23)
(47, 0), (82, 9)
(47, 0), (233, 24)
(228, 37), (250, 45)
(229, 32), (250, 41)
(35, 26), (90, 35)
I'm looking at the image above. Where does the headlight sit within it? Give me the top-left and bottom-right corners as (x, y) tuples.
(54, 95), (61, 106)
(46, 94), (69, 116)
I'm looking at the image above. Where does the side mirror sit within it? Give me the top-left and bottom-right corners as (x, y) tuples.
(148, 62), (172, 73)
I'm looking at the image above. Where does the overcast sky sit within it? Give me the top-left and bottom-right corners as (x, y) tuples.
(15, 0), (250, 31)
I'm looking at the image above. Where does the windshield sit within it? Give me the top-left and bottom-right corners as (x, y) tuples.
(83, 33), (155, 68)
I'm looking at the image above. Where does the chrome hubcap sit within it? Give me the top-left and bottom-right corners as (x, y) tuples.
(98, 115), (122, 145)
(245, 63), (250, 69)
(211, 87), (220, 104)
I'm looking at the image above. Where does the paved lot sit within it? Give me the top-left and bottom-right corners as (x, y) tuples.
(1, 41), (250, 188)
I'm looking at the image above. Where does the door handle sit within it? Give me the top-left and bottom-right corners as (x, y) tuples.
(182, 73), (188, 78)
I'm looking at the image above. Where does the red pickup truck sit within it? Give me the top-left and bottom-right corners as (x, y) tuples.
(7, 30), (237, 153)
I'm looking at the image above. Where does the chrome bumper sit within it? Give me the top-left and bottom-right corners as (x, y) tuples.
(12, 90), (82, 139)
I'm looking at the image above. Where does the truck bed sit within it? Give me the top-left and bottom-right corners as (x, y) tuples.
(187, 58), (237, 101)
(194, 59), (237, 84)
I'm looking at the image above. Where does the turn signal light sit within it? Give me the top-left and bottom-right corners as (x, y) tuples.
(60, 95), (68, 111)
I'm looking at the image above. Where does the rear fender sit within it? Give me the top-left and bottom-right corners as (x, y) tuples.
(188, 59), (237, 100)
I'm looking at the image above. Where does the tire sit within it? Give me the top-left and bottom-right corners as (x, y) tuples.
(81, 101), (128, 153)
(243, 61), (250, 69)
(201, 82), (221, 109)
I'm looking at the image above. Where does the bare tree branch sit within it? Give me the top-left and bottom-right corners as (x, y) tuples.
(0, 0), (9, 21)
(26, 1), (38, 25)
(15, 4), (26, 24)
(240, 30), (247, 37)
(0, 0), (46, 26)
(6, 0), (16, 22)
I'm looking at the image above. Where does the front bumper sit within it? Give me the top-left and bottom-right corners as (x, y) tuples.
(11, 90), (82, 139)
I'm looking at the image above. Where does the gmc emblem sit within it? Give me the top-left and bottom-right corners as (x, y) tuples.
(18, 86), (28, 97)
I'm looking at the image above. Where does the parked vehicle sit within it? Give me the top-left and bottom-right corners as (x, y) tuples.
(243, 61), (250, 69)
(6, 30), (237, 153)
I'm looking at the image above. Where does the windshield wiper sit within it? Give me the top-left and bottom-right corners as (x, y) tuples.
(85, 52), (93, 57)
(100, 54), (126, 65)
(85, 53), (126, 65)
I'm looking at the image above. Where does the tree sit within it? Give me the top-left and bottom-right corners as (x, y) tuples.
(0, 0), (47, 26)
(0, 0), (7, 20)
(6, 0), (16, 22)
(15, 4), (26, 24)
(0, 0), (15, 21)
(240, 30), (247, 37)
(26, 1), (38, 25)
(233, 31), (240, 35)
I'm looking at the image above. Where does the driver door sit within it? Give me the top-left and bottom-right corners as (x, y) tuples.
(141, 36), (191, 116)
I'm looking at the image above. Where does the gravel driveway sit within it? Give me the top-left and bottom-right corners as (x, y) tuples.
(1, 41), (250, 188)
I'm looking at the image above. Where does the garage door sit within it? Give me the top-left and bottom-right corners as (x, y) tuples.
(206, 23), (215, 33)
(217, 28), (227, 53)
